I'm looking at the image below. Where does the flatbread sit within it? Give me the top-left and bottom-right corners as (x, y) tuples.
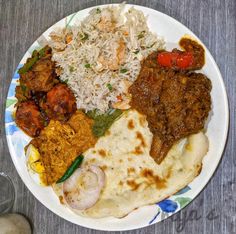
(53, 110), (208, 218)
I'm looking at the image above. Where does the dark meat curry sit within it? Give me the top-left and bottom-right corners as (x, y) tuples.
(129, 38), (212, 164)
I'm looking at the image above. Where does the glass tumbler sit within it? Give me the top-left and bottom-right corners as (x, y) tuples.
(0, 172), (15, 214)
(0, 173), (31, 234)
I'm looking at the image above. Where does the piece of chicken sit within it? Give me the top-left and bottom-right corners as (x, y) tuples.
(20, 46), (58, 92)
(42, 83), (76, 121)
(15, 101), (45, 137)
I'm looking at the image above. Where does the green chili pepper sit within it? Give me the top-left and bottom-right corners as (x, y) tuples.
(18, 47), (47, 74)
(56, 155), (84, 183)
(32, 50), (38, 57)
(38, 47), (46, 57)
(18, 55), (39, 74)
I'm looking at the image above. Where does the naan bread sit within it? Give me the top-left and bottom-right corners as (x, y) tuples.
(53, 110), (208, 218)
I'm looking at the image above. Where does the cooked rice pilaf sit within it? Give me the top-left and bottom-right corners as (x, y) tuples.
(50, 4), (165, 112)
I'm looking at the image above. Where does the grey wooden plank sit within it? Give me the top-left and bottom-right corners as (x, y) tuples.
(0, 0), (235, 233)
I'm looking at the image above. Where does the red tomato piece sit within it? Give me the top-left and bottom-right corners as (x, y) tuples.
(176, 52), (194, 68)
(157, 51), (194, 69)
(157, 52), (176, 67)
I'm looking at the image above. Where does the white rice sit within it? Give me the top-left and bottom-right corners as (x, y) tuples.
(50, 4), (165, 112)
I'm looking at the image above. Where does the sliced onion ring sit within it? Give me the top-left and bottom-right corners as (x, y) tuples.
(62, 165), (105, 210)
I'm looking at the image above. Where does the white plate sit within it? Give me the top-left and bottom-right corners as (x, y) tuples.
(5, 4), (229, 231)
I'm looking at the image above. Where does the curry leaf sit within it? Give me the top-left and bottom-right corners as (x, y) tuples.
(87, 109), (123, 137)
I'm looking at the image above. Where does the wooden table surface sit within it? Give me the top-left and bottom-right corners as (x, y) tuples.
(0, 0), (235, 233)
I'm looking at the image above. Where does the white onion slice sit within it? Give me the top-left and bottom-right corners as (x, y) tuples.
(62, 165), (105, 210)
(89, 165), (106, 190)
